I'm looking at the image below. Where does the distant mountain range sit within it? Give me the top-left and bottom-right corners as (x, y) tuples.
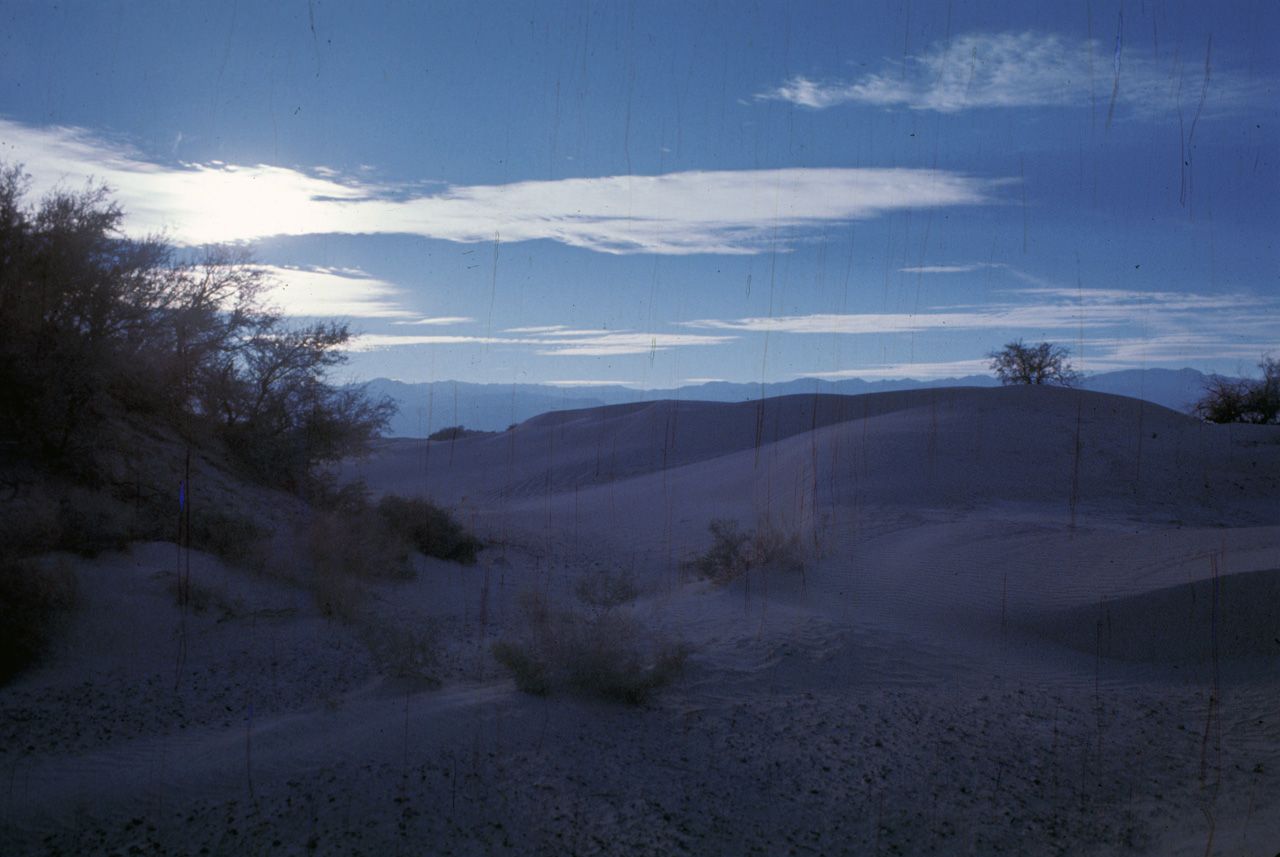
(361, 369), (1217, 437)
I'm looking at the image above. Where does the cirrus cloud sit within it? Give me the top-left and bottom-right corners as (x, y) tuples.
(348, 327), (735, 357)
(1, 117), (1002, 255)
(757, 30), (1263, 118)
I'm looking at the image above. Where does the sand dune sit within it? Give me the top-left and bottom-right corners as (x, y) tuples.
(4, 387), (1279, 855)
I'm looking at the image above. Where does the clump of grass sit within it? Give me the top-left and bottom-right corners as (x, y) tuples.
(375, 494), (483, 565)
(685, 517), (805, 584)
(492, 591), (689, 705)
(0, 556), (79, 685)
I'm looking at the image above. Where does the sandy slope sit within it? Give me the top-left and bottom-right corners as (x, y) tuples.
(3, 386), (1278, 855)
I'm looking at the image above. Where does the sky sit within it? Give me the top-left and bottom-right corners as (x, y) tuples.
(2, 0), (1276, 390)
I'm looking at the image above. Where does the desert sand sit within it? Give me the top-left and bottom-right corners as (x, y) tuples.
(3, 385), (1278, 855)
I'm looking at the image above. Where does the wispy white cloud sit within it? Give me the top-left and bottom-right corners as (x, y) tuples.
(531, 331), (735, 357)
(504, 325), (572, 334)
(899, 264), (993, 274)
(757, 30), (1262, 117)
(347, 334), (491, 351)
(349, 327), (736, 356)
(2, 118), (1000, 255)
(682, 287), (1276, 338)
(391, 316), (475, 326)
(807, 359), (996, 381)
(258, 265), (412, 318)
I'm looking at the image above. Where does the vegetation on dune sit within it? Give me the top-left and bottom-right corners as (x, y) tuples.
(493, 581), (687, 705)
(1191, 355), (1280, 425)
(685, 518), (805, 585)
(987, 339), (1081, 387)
(0, 163), (481, 683)
(426, 425), (497, 442)
(374, 493), (483, 565)
(0, 162), (394, 491)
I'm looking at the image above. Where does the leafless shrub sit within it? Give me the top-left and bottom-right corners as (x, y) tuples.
(574, 568), (640, 608)
(492, 591), (688, 705)
(685, 518), (806, 584)
(188, 508), (269, 571)
(362, 621), (443, 685)
(311, 562), (369, 622)
(305, 509), (413, 582)
(163, 572), (244, 618)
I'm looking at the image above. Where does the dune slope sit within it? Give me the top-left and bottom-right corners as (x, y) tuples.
(4, 387), (1278, 856)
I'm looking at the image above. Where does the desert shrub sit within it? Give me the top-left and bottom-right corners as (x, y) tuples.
(492, 639), (552, 695)
(187, 508), (269, 571)
(574, 568), (640, 608)
(303, 506), (415, 620)
(308, 473), (373, 515)
(0, 556), (78, 684)
(492, 591), (689, 705)
(375, 494), (483, 565)
(686, 518), (805, 584)
(305, 509), (413, 582)
(53, 486), (136, 557)
(164, 572), (244, 618)
(361, 622), (443, 685)
(311, 563), (368, 621)
(751, 525), (806, 574)
(687, 519), (752, 582)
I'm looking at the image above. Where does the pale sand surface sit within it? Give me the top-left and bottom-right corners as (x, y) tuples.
(3, 386), (1279, 855)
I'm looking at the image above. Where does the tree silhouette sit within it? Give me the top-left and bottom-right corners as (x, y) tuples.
(987, 339), (1081, 387)
(1191, 355), (1279, 424)
(0, 162), (394, 487)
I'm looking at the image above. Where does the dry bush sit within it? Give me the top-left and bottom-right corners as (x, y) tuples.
(305, 509), (413, 582)
(187, 509), (269, 572)
(685, 519), (752, 583)
(361, 621), (443, 685)
(492, 591), (689, 705)
(0, 556), (78, 684)
(751, 524), (805, 574)
(685, 517), (805, 584)
(375, 494), (483, 565)
(298, 494), (481, 623)
(574, 568), (640, 608)
(163, 572), (244, 618)
(311, 563), (369, 622)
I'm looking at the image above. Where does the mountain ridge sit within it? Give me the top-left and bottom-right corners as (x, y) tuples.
(361, 369), (1216, 437)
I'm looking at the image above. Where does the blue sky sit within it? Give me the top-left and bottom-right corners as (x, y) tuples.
(3, 0), (1276, 389)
